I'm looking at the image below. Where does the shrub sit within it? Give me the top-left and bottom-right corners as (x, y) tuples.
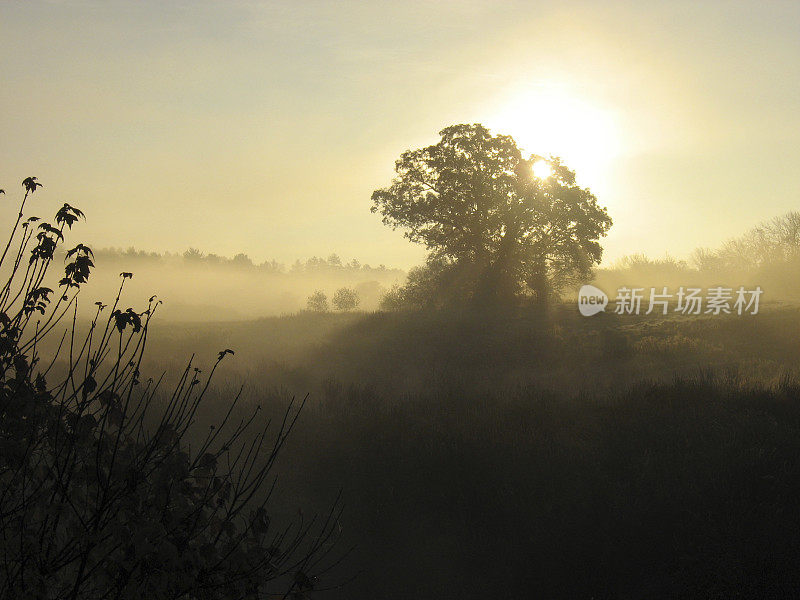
(0, 178), (339, 599)
(306, 291), (329, 313)
(331, 288), (359, 312)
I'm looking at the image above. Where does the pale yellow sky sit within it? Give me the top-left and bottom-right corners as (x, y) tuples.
(1, 1), (798, 268)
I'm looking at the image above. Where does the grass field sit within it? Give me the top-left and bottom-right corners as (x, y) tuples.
(116, 303), (800, 598)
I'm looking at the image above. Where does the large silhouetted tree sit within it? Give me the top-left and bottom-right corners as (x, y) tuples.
(371, 124), (612, 307)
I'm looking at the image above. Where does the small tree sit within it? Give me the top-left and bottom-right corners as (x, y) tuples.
(306, 290), (329, 312)
(331, 288), (359, 311)
(231, 252), (253, 268)
(182, 247), (204, 262)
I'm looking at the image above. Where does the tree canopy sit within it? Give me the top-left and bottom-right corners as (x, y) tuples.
(332, 287), (360, 311)
(371, 123), (612, 306)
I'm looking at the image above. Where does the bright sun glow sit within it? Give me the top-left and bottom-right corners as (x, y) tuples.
(487, 83), (621, 191)
(532, 160), (552, 179)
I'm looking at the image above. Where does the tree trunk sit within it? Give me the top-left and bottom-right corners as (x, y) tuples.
(474, 251), (517, 309)
(529, 258), (549, 312)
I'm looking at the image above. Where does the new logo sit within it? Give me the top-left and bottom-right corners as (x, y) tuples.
(578, 285), (608, 316)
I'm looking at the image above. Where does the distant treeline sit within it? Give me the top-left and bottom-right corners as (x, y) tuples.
(66, 247), (405, 319)
(88, 247), (403, 277)
(593, 211), (800, 299)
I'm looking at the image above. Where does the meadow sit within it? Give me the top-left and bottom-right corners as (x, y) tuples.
(133, 303), (800, 599)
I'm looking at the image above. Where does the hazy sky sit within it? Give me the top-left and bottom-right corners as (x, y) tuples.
(2, 1), (799, 268)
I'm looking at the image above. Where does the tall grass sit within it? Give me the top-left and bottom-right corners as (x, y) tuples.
(153, 306), (800, 598)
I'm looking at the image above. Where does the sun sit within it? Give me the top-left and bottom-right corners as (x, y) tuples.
(532, 160), (552, 179)
(487, 83), (621, 189)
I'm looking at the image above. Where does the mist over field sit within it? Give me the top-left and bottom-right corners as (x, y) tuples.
(3, 2), (800, 600)
(58, 208), (800, 322)
(74, 248), (404, 320)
